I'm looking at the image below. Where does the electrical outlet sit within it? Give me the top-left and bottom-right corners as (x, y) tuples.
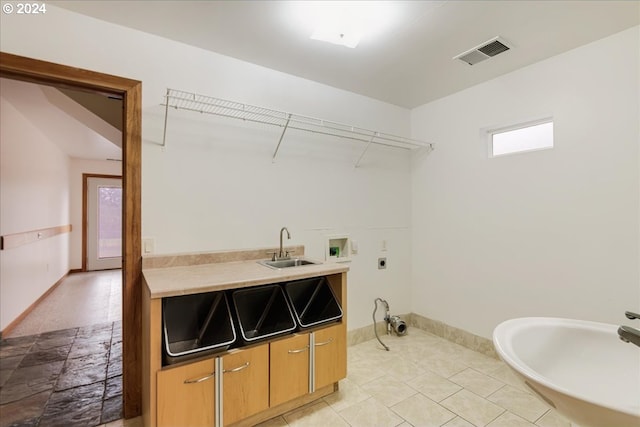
(378, 257), (387, 269)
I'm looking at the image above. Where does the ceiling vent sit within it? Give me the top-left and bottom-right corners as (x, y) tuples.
(454, 37), (511, 66)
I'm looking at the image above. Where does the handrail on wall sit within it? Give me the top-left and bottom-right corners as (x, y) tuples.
(0, 224), (72, 250)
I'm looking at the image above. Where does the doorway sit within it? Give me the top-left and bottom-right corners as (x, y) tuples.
(0, 52), (142, 418)
(85, 175), (123, 271)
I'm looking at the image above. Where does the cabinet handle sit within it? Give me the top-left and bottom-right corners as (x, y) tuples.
(183, 372), (216, 384)
(288, 345), (309, 354)
(315, 337), (334, 347)
(223, 362), (250, 373)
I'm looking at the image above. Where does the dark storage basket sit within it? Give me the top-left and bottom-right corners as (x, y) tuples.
(232, 284), (296, 343)
(284, 277), (343, 329)
(163, 291), (236, 365)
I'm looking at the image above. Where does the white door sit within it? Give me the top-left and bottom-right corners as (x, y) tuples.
(87, 177), (122, 271)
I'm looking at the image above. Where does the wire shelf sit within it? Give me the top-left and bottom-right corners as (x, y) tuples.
(162, 88), (433, 166)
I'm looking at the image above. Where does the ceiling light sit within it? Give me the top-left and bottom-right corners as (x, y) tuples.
(287, 1), (401, 48)
(311, 28), (361, 48)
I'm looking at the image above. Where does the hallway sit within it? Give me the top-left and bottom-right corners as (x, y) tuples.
(4, 270), (122, 338)
(0, 271), (125, 426)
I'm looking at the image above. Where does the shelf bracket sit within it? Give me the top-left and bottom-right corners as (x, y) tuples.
(161, 88), (170, 149)
(354, 133), (378, 168)
(272, 113), (292, 163)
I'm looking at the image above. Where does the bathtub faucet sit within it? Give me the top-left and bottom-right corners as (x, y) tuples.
(618, 311), (640, 348)
(618, 326), (640, 348)
(625, 311), (640, 320)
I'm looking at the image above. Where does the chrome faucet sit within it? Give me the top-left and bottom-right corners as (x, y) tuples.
(278, 227), (290, 260)
(618, 311), (640, 348)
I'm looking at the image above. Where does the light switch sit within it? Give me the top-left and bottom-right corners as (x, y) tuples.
(143, 238), (155, 254)
(350, 240), (358, 254)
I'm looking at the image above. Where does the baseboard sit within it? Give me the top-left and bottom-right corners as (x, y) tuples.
(347, 312), (498, 359)
(409, 313), (498, 358)
(69, 268), (84, 274)
(0, 270), (70, 339)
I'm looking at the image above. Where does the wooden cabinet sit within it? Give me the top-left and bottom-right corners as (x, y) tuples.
(143, 269), (348, 427)
(221, 344), (269, 425)
(269, 333), (310, 407)
(269, 323), (347, 408)
(157, 358), (216, 427)
(314, 323), (346, 390)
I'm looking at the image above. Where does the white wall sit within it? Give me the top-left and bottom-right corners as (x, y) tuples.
(68, 158), (122, 270)
(411, 26), (640, 339)
(0, 97), (71, 330)
(0, 5), (414, 330)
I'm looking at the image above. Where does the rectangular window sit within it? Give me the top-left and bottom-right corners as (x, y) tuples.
(489, 119), (553, 157)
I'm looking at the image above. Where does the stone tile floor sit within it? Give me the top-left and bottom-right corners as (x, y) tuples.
(0, 321), (122, 427)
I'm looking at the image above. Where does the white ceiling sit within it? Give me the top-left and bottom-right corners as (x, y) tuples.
(52, 1), (639, 108)
(1, 78), (122, 160)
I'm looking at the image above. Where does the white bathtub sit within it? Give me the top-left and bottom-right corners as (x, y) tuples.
(493, 317), (640, 427)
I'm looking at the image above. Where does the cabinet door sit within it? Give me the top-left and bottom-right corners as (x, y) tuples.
(222, 344), (269, 426)
(269, 333), (310, 407)
(157, 358), (215, 427)
(314, 323), (347, 390)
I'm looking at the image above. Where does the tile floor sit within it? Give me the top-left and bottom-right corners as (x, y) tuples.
(256, 330), (571, 427)
(0, 321), (123, 427)
(4, 270), (122, 338)
(1, 270), (571, 427)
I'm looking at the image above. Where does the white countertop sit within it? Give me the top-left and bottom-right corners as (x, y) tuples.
(143, 259), (349, 299)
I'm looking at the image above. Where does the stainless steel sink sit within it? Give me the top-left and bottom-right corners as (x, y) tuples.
(258, 258), (319, 270)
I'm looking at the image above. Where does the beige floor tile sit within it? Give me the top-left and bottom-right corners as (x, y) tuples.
(455, 350), (504, 376)
(449, 368), (505, 398)
(486, 411), (536, 427)
(488, 385), (549, 422)
(255, 415), (288, 427)
(418, 355), (468, 378)
(385, 359), (427, 383)
(347, 357), (388, 385)
(441, 389), (505, 427)
(339, 397), (404, 427)
(323, 378), (371, 412)
(349, 340), (395, 363)
(534, 410), (571, 427)
(102, 416), (142, 427)
(487, 365), (530, 393)
(407, 370), (462, 402)
(443, 417), (475, 427)
(360, 375), (418, 407)
(391, 393), (456, 427)
(283, 400), (349, 427)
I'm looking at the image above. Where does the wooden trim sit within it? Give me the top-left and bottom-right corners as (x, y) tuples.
(69, 269), (84, 274)
(0, 52), (143, 418)
(82, 173), (122, 272)
(1, 224), (71, 250)
(0, 271), (69, 338)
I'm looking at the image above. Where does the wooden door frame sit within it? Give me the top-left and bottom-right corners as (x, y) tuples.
(82, 173), (123, 272)
(0, 52), (143, 418)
